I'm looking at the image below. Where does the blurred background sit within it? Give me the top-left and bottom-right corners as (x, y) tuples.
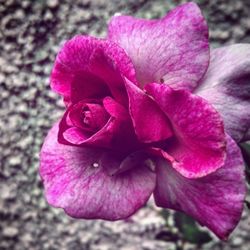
(0, 0), (250, 249)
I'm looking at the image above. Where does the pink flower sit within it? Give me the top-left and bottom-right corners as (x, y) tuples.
(39, 2), (248, 239)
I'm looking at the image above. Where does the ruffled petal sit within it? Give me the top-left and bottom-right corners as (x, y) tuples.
(196, 44), (250, 142)
(125, 78), (173, 143)
(145, 83), (226, 178)
(58, 106), (113, 147)
(40, 122), (156, 220)
(103, 96), (129, 120)
(63, 127), (89, 145)
(108, 2), (209, 90)
(154, 135), (246, 240)
(59, 99), (138, 152)
(68, 102), (109, 132)
(51, 35), (137, 103)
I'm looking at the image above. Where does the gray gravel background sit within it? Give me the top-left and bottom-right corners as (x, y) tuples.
(0, 0), (250, 249)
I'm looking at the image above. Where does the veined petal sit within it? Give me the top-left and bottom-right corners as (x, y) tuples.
(196, 44), (250, 142)
(39, 122), (156, 220)
(145, 83), (226, 178)
(108, 2), (209, 90)
(154, 135), (246, 240)
(125, 78), (173, 143)
(51, 35), (137, 103)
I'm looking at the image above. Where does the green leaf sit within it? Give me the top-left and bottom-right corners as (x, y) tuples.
(174, 212), (212, 245)
(155, 230), (179, 242)
(160, 209), (170, 224)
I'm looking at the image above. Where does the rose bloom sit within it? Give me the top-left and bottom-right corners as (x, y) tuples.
(39, 2), (250, 239)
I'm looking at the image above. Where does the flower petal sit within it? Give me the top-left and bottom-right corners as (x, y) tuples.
(103, 96), (129, 120)
(58, 107), (113, 147)
(125, 78), (173, 143)
(145, 83), (226, 178)
(63, 127), (90, 145)
(196, 44), (250, 142)
(154, 135), (246, 239)
(40, 122), (156, 220)
(59, 101), (138, 152)
(51, 35), (137, 103)
(68, 102), (109, 132)
(108, 2), (209, 90)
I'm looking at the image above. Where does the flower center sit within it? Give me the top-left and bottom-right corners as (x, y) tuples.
(80, 103), (109, 132)
(82, 110), (92, 126)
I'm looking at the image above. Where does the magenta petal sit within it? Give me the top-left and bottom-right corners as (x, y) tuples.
(88, 48), (129, 105)
(62, 118), (114, 147)
(101, 150), (150, 176)
(108, 3), (209, 90)
(196, 44), (250, 142)
(40, 122), (156, 220)
(103, 96), (129, 120)
(125, 78), (173, 143)
(154, 135), (246, 239)
(146, 83), (226, 178)
(51, 35), (137, 102)
(59, 106), (113, 147)
(59, 107), (138, 152)
(63, 127), (89, 145)
(82, 103), (110, 130)
(68, 102), (109, 132)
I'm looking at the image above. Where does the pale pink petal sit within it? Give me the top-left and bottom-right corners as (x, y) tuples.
(125, 78), (173, 143)
(51, 35), (137, 102)
(154, 135), (246, 239)
(40, 122), (156, 220)
(108, 3), (209, 90)
(145, 83), (226, 178)
(196, 44), (250, 142)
